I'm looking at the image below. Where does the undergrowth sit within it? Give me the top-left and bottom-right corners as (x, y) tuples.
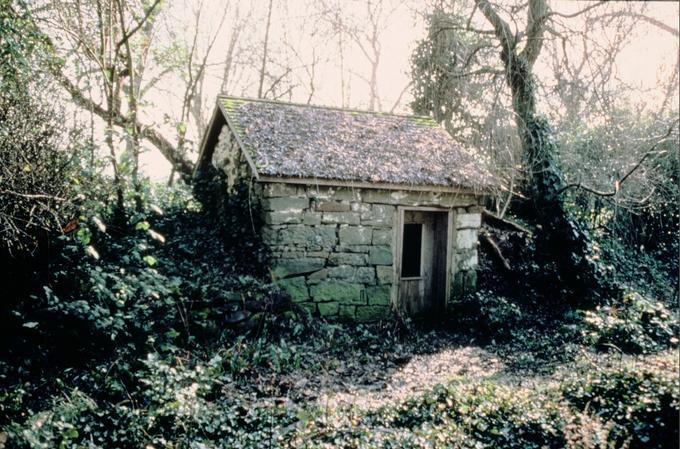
(1, 184), (678, 448)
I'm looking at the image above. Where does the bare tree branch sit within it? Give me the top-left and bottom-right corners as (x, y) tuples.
(475, 0), (516, 54)
(114, 0), (162, 52)
(55, 69), (194, 178)
(557, 127), (677, 197)
(547, 1), (606, 20)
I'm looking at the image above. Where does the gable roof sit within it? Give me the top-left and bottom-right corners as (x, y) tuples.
(198, 95), (493, 190)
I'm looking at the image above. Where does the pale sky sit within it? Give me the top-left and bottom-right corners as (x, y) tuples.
(129, 0), (678, 180)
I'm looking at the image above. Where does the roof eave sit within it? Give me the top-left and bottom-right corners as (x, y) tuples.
(256, 175), (492, 195)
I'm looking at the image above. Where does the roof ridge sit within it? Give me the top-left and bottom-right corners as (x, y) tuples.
(217, 94), (435, 121)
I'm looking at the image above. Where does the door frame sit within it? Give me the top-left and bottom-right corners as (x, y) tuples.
(393, 206), (454, 315)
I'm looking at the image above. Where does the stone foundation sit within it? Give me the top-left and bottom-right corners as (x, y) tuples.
(260, 182), (483, 321)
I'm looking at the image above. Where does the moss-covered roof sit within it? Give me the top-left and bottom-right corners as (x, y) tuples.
(215, 95), (493, 189)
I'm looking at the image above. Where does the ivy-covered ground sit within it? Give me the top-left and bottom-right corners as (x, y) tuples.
(1, 187), (678, 448)
(3, 317), (676, 449)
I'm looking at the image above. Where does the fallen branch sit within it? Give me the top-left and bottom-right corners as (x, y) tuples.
(479, 230), (512, 272)
(482, 209), (531, 234)
(0, 190), (66, 201)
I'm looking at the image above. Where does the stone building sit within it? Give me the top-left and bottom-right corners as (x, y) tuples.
(196, 96), (492, 321)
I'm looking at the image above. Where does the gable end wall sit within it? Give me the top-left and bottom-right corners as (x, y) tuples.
(212, 125), (252, 191)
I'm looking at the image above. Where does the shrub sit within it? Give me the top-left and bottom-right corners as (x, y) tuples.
(452, 290), (522, 340)
(562, 356), (679, 448)
(1, 188), (284, 379)
(583, 292), (678, 354)
(371, 382), (569, 449)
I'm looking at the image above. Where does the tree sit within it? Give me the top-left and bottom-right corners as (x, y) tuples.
(411, 4), (521, 217)
(414, 0), (661, 301)
(157, 0), (230, 185)
(41, 0), (161, 223)
(320, 0), (405, 111)
(39, 0), (195, 183)
(0, 2), (77, 256)
(477, 0), (626, 300)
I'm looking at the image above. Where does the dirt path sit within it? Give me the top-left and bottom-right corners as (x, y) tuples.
(243, 330), (572, 412)
(320, 345), (504, 410)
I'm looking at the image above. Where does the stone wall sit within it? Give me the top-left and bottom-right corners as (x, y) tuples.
(259, 182), (483, 321)
(452, 212), (482, 301)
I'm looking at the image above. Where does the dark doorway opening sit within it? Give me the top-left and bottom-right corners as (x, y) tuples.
(401, 223), (422, 277)
(398, 210), (449, 317)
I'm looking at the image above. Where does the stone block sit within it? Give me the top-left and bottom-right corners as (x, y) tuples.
(451, 270), (477, 301)
(307, 269), (328, 284)
(350, 202), (370, 212)
(322, 211), (360, 225)
(464, 269), (477, 291)
(302, 212), (321, 225)
(272, 258), (325, 278)
(355, 305), (390, 322)
(339, 226), (372, 245)
(384, 190), (408, 203)
(391, 191), (441, 206)
(316, 201), (350, 212)
(361, 204), (395, 226)
(332, 188), (361, 201)
(376, 266), (394, 285)
(312, 225), (338, 248)
(338, 305), (356, 320)
(355, 267), (376, 284)
(278, 224), (336, 248)
(307, 251), (330, 258)
(458, 250), (478, 270)
(328, 252), (366, 266)
(335, 245), (371, 253)
(372, 229), (392, 245)
(261, 227), (280, 244)
(310, 281), (363, 304)
(305, 185), (332, 199)
(265, 211), (301, 225)
(328, 265), (356, 279)
(456, 213), (481, 229)
(363, 190), (395, 204)
(369, 246), (393, 265)
(451, 271), (465, 299)
(456, 229), (477, 250)
(297, 302), (317, 316)
(275, 250), (305, 259)
(318, 302), (339, 317)
(281, 224), (313, 245)
(365, 285), (391, 305)
(277, 276), (309, 303)
(263, 197), (309, 211)
(440, 194), (476, 208)
(263, 183), (301, 197)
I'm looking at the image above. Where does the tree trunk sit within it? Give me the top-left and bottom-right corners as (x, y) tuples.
(118, 0), (144, 212)
(477, 0), (614, 302)
(507, 55), (609, 301)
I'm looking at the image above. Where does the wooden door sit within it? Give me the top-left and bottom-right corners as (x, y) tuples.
(398, 210), (449, 317)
